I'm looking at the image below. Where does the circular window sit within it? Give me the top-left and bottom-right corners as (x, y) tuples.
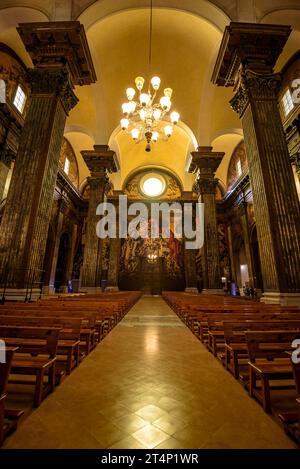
(140, 173), (166, 198)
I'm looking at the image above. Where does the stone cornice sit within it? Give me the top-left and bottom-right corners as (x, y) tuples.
(17, 21), (97, 86)
(81, 145), (119, 177)
(211, 22), (291, 87)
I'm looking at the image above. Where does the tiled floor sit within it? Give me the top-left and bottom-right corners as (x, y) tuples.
(3, 296), (296, 449)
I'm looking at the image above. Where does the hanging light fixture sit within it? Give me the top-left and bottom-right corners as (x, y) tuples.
(120, 0), (180, 152)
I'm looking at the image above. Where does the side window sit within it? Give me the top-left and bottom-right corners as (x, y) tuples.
(236, 159), (242, 177)
(0, 79), (6, 104)
(281, 88), (294, 117)
(13, 84), (27, 114)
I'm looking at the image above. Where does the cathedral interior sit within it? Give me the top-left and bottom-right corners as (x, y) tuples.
(0, 0), (300, 453)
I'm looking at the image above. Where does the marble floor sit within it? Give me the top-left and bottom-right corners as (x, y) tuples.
(3, 296), (296, 449)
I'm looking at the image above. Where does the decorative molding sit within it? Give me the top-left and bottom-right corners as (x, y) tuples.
(194, 179), (218, 195)
(211, 22), (291, 87)
(17, 21), (97, 86)
(28, 69), (78, 114)
(230, 70), (282, 117)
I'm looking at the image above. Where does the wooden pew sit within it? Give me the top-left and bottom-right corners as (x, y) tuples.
(0, 316), (81, 375)
(278, 359), (300, 445)
(0, 326), (60, 407)
(224, 320), (300, 379)
(246, 330), (300, 413)
(0, 347), (24, 446)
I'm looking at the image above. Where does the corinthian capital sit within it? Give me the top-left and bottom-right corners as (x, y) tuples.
(230, 69), (282, 117)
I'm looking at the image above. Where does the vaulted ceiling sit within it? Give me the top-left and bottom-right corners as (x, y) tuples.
(1, 0), (300, 190)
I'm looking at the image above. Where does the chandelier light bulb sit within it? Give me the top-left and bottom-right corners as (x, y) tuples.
(122, 102), (132, 115)
(126, 87), (136, 100)
(139, 109), (146, 121)
(151, 76), (161, 90)
(164, 125), (173, 138)
(140, 93), (151, 106)
(131, 128), (140, 140)
(120, 118), (129, 130)
(120, 76), (179, 151)
(152, 131), (159, 142)
(135, 76), (145, 91)
(164, 88), (173, 98)
(170, 111), (180, 124)
(153, 109), (162, 120)
(160, 96), (171, 110)
(128, 101), (136, 113)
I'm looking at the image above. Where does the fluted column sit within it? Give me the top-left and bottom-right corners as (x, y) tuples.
(212, 23), (300, 304)
(0, 22), (96, 295)
(80, 145), (118, 290)
(188, 147), (224, 293)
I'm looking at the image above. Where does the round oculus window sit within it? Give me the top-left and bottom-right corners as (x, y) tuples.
(140, 173), (166, 198)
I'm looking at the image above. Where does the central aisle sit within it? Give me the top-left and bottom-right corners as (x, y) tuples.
(4, 297), (295, 449)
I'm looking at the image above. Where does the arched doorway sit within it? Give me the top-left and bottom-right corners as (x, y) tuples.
(232, 236), (249, 294)
(54, 232), (70, 293)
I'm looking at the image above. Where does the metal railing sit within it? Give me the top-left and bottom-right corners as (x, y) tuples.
(0, 267), (44, 303)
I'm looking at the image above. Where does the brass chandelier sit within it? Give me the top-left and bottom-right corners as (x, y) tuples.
(119, 0), (180, 152)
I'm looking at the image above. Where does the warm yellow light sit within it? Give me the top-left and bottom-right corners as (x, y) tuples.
(151, 76), (161, 90)
(140, 93), (151, 106)
(135, 76), (145, 91)
(164, 88), (173, 98)
(131, 128), (140, 140)
(160, 96), (171, 111)
(126, 87), (136, 100)
(122, 102), (132, 115)
(128, 101), (136, 113)
(153, 109), (161, 120)
(170, 111), (180, 124)
(139, 109), (146, 121)
(120, 118), (129, 130)
(164, 125), (173, 137)
(152, 131), (159, 142)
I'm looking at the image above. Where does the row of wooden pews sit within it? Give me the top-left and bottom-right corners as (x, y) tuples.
(0, 290), (141, 446)
(162, 291), (300, 446)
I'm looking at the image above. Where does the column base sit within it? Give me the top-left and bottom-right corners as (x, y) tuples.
(1, 288), (41, 302)
(185, 287), (198, 293)
(106, 286), (119, 292)
(42, 285), (55, 295)
(261, 292), (300, 306)
(202, 289), (225, 295)
(79, 287), (102, 294)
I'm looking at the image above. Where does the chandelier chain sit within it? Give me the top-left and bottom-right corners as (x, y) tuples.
(149, 0), (153, 70)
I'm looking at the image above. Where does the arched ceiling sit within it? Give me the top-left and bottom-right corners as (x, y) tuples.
(1, 1), (300, 193)
(109, 124), (195, 191)
(260, 9), (300, 71)
(213, 132), (244, 188)
(63, 131), (95, 187)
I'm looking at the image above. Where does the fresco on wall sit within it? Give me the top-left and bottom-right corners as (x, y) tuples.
(218, 223), (231, 278)
(227, 141), (248, 191)
(119, 221), (183, 280)
(124, 171), (182, 200)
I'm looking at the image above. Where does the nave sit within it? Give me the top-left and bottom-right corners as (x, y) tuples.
(2, 297), (295, 449)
